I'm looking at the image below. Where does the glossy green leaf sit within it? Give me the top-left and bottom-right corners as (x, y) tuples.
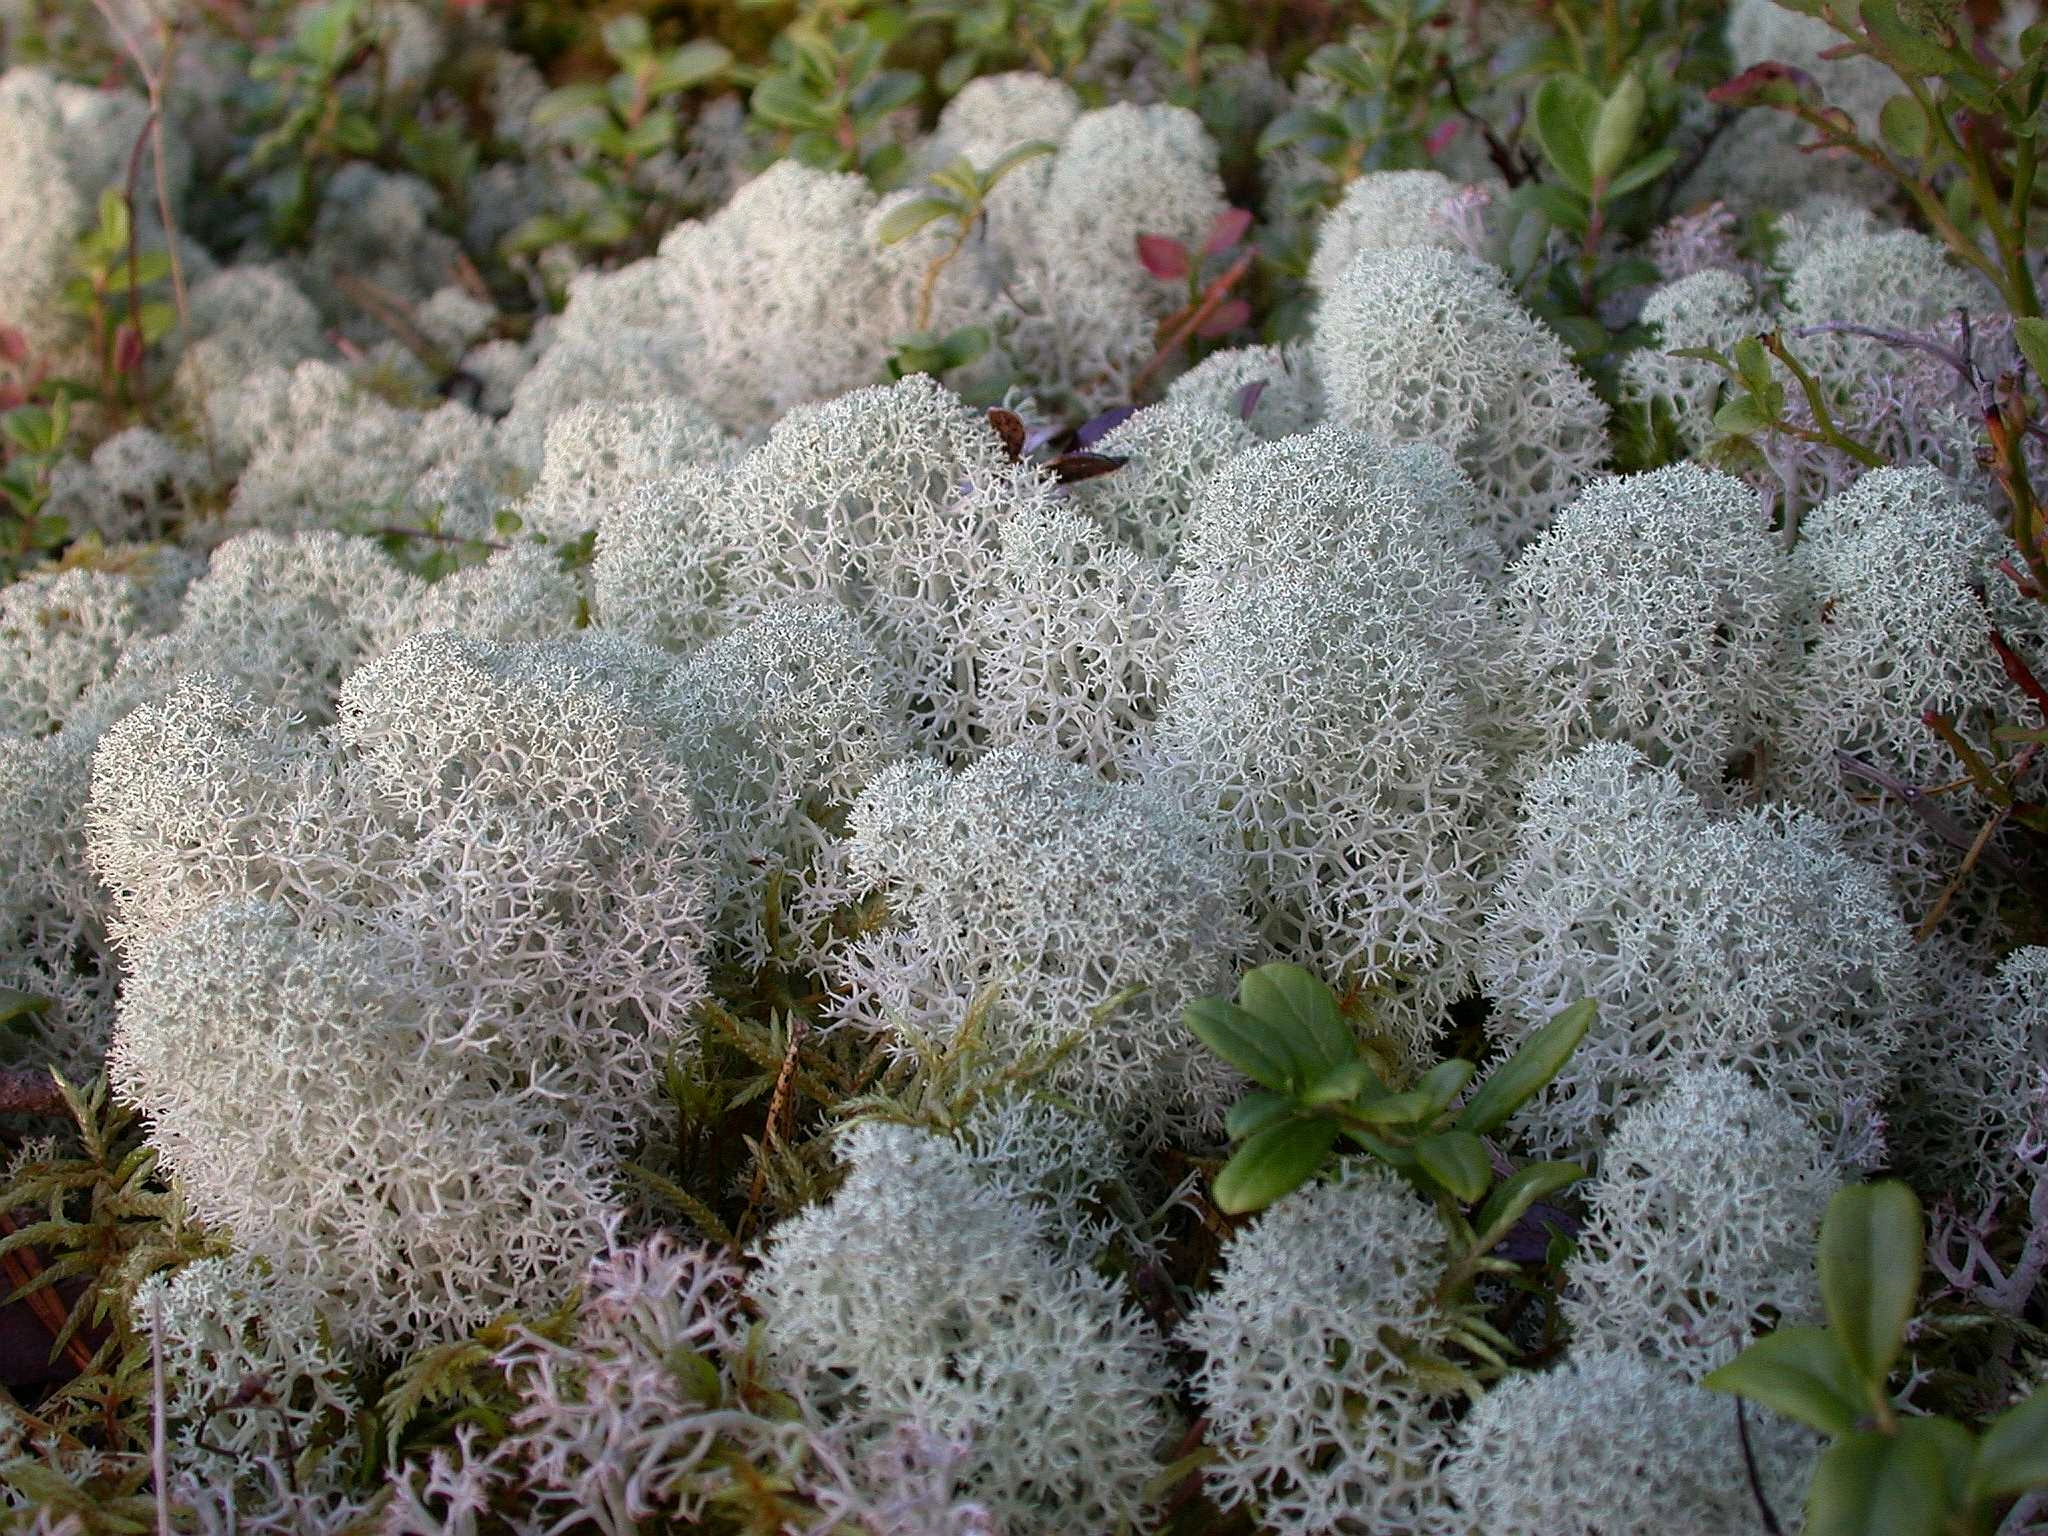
(1213, 1116), (1338, 1214)
(1340, 1089), (1438, 1127)
(1807, 1421), (1972, 1536)
(1605, 144), (1681, 199)
(1225, 1090), (1295, 1141)
(1703, 1326), (1866, 1436)
(1819, 1181), (1921, 1393)
(1968, 1388), (2048, 1500)
(1472, 1160), (1585, 1246)
(1532, 74), (1602, 195)
(1186, 997), (1302, 1093)
(1300, 1059), (1377, 1107)
(1415, 1130), (1491, 1203)
(1455, 999), (1593, 1135)
(1238, 964), (1354, 1074)
(1589, 72), (1645, 185)
(1413, 1059), (1476, 1112)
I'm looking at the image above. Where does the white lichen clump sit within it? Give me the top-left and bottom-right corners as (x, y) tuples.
(1313, 246), (1609, 544)
(1503, 462), (1796, 791)
(1180, 1164), (1462, 1535)
(1480, 743), (1915, 1154)
(1564, 1068), (1842, 1375)
(749, 1121), (1174, 1534)
(1443, 1347), (1816, 1534)
(832, 745), (1249, 1132)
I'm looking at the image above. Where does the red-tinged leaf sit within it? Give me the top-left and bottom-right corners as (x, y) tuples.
(113, 324), (144, 376)
(1707, 61), (1821, 110)
(1997, 558), (2041, 598)
(0, 385), (22, 413)
(1424, 118), (1461, 157)
(987, 407), (1026, 463)
(1236, 379), (1267, 421)
(1202, 207), (1253, 256)
(1049, 452), (1128, 484)
(1195, 298), (1251, 339)
(0, 328), (26, 367)
(1136, 234), (1190, 281)
(1990, 629), (2048, 715)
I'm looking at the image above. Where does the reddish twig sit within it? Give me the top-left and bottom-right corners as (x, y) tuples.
(1130, 248), (1255, 400)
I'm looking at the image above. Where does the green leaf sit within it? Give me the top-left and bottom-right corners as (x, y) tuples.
(646, 40), (732, 96)
(333, 111), (381, 156)
(1512, 180), (1591, 233)
(601, 13), (654, 63)
(1819, 1181), (1921, 1394)
(1969, 1389), (2048, 1500)
(1299, 1059), (1377, 1107)
(1713, 392), (1775, 435)
(1807, 1421), (1972, 1536)
(1472, 1160), (1585, 1246)
(1532, 74), (1603, 196)
(1185, 997), (1303, 1094)
(1413, 1059), (1476, 1112)
(1456, 999), (1593, 1135)
(981, 138), (1056, 188)
(1212, 1116), (1339, 1214)
(876, 196), (962, 247)
(852, 69), (923, 124)
(1731, 334), (1774, 395)
(618, 109), (676, 158)
(1860, 0), (1964, 78)
(138, 301), (177, 346)
(1341, 1089), (1439, 1127)
(927, 153), (981, 201)
(2015, 317), (2048, 383)
(1225, 1090), (1295, 1141)
(935, 325), (989, 369)
(0, 990), (49, 1029)
(1605, 144), (1681, 199)
(1589, 72), (1645, 186)
(1878, 94), (1931, 158)
(1415, 1130), (1491, 1202)
(1238, 964), (1355, 1075)
(1703, 1326), (1867, 1436)
(292, 0), (357, 66)
(751, 74), (835, 132)
(1256, 105), (1335, 156)
(96, 188), (130, 254)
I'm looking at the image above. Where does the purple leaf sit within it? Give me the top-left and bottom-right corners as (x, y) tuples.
(1076, 404), (1136, 447)
(1236, 379), (1268, 422)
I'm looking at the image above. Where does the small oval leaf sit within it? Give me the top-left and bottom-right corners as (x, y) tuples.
(1213, 1117), (1339, 1214)
(1818, 1181), (1921, 1394)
